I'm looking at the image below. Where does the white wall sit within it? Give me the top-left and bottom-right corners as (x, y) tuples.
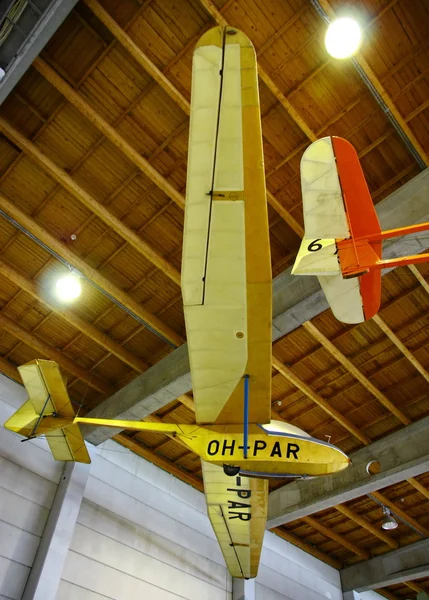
(0, 376), (63, 600)
(0, 374), (346, 600)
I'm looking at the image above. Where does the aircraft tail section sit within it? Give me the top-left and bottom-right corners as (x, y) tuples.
(4, 359), (91, 463)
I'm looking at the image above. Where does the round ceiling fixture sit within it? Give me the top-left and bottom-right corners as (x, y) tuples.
(325, 17), (362, 59)
(55, 273), (82, 302)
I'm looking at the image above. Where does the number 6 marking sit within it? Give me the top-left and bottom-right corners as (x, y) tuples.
(307, 239), (322, 252)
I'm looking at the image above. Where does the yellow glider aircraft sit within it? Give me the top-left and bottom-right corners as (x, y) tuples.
(4, 27), (350, 580)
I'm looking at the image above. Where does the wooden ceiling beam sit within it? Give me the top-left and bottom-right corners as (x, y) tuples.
(273, 527), (342, 570)
(63, 8), (304, 238)
(406, 581), (426, 594)
(271, 354), (370, 445)
(371, 490), (429, 538)
(197, 0), (317, 142)
(279, 283), (426, 403)
(33, 57), (185, 213)
(82, 0), (190, 115)
(302, 321), (410, 425)
(316, 0), (429, 167)
(0, 116), (181, 287)
(302, 515), (370, 559)
(372, 314), (429, 384)
(0, 192), (183, 347)
(335, 504), (399, 550)
(375, 589), (398, 600)
(0, 258), (148, 373)
(409, 264), (429, 295)
(0, 312), (112, 395)
(407, 477), (429, 502)
(113, 433), (203, 491)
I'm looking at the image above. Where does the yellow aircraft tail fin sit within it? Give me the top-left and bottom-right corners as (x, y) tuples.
(4, 359), (91, 464)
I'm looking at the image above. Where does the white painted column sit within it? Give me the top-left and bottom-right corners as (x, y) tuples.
(233, 578), (255, 600)
(22, 461), (90, 600)
(343, 591), (361, 600)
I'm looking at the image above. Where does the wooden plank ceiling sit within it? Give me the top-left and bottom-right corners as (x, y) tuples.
(0, 0), (428, 595)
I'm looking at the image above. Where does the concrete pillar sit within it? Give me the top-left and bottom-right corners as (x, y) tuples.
(343, 592), (360, 600)
(233, 578), (256, 600)
(22, 461), (90, 600)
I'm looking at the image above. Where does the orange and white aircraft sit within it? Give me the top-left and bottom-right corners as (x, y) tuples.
(292, 136), (429, 323)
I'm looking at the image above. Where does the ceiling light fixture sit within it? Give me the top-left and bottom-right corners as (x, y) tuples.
(55, 273), (82, 302)
(325, 17), (362, 59)
(381, 505), (398, 530)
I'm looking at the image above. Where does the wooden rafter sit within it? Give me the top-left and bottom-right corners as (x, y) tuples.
(196, 0), (317, 143)
(0, 312), (112, 395)
(335, 504), (399, 550)
(372, 314), (429, 384)
(404, 581), (426, 594)
(302, 515), (370, 559)
(375, 589), (397, 600)
(77, 0), (304, 237)
(407, 477), (429, 502)
(33, 58), (185, 212)
(409, 264), (429, 295)
(406, 581), (426, 594)
(0, 192), (183, 347)
(316, 0), (429, 167)
(0, 258), (148, 373)
(271, 354), (371, 445)
(371, 490), (429, 538)
(302, 321), (410, 425)
(273, 527), (342, 569)
(0, 116), (181, 286)
(82, 0), (190, 115)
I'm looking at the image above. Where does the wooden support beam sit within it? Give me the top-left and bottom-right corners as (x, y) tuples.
(316, 0), (429, 167)
(0, 312), (112, 395)
(372, 314), (429, 384)
(196, 0), (317, 142)
(0, 355), (20, 381)
(302, 515), (370, 559)
(371, 490), (429, 538)
(265, 190), (304, 236)
(0, 258), (148, 373)
(409, 264), (429, 295)
(302, 321), (410, 426)
(33, 58), (185, 212)
(0, 116), (181, 286)
(406, 581), (426, 594)
(113, 433), (203, 491)
(82, 0), (190, 115)
(0, 191), (183, 347)
(273, 527), (342, 570)
(335, 504), (399, 550)
(271, 354), (370, 445)
(407, 477), (429, 502)
(375, 590), (397, 600)
(33, 58), (304, 241)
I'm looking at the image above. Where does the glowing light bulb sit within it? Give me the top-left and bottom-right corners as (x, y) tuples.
(325, 18), (362, 59)
(55, 274), (81, 302)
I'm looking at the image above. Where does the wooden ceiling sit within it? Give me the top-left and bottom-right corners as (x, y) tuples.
(0, 0), (428, 595)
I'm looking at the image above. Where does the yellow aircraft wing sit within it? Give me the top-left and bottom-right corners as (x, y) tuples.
(201, 460), (267, 579)
(5, 359), (90, 463)
(182, 26), (272, 425)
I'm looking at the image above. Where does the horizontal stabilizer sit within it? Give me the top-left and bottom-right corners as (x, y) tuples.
(4, 359), (91, 464)
(292, 238), (341, 276)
